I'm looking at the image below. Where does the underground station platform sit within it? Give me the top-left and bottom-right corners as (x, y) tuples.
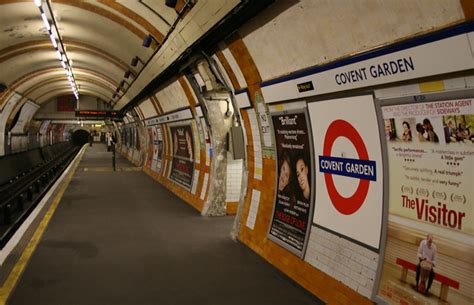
(0, 144), (323, 305)
(1, 2), (473, 305)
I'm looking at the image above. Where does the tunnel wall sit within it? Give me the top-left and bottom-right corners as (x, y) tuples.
(211, 2), (473, 304)
(0, 92), (74, 155)
(119, 123), (141, 165)
(141, 118), (212, 212)
(119, 1), (474, 304)
(6, 121), (72, 155)
(119, 77), (216, 213)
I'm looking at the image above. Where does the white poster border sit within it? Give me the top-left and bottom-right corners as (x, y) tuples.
(308, 94), (385, 251)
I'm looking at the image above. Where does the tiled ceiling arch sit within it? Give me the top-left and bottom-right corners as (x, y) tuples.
(35, 86), (110, 104)
(0, 0), (164, 106)
(0, 40), (137, 76)
(8, 67), (119, 97)
(0, 0), (255, 114)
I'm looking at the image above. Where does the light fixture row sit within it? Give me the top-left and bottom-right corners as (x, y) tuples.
(109, 34), (159, 106)
(34, 0), (79, 100)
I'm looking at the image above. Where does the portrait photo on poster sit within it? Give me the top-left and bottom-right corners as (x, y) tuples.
(268, 107), (315, 257)
(169, 123), (195, 190)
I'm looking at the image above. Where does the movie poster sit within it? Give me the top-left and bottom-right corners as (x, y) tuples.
(268, 109), (314, 256)
(378, 98), (473, 305)
(146, 127), (153, 168)
(169, 124), (194, 190)
(152, 125), (163, 173)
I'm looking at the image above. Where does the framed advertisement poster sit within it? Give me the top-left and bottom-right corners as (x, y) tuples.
(146, 127), (153, 168)
(169, 123), (195, 190)
(268, 107), (315, 257)
(377, 98), (473, 305)
(154, 125), (164, 173)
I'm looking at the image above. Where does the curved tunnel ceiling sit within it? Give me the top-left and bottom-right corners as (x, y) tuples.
(0, 0), (160, 106)
(0, 0), (276, 115)
(0, 0), (238, 112)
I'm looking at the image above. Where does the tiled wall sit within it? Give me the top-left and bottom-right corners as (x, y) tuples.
(225, 151), (243, 203)
(115, 2), (474, 303)
(305, 227), (378, 298)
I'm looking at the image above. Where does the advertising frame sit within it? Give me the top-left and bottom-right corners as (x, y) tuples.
(153, 124), (164, 174)
(267, 105), (316, 258)
(374, 93), (474, 304)
(168, 121), (195, 191)
(373, 97), (391, 302)
(308, 94), (385, 252)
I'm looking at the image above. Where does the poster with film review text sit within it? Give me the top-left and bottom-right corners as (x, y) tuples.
(268, 109), (313, 256)
(169, 124), (195, 190)
(379, 98), (474, 305)
(382, 99), (473, 235)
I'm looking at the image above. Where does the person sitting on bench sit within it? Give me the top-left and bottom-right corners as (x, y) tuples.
(416, 234), (437, 295)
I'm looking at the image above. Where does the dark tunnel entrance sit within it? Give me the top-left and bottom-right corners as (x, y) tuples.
(71, 129), (90, 146)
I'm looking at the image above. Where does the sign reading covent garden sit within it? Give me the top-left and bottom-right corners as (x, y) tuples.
(334, 57), (414, 85)
(261, 33), (474, 103)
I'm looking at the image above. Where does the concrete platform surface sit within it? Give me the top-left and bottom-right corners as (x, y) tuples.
(7, 145), (324, 305)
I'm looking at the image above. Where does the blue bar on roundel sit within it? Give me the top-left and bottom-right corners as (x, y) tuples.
(318, 156), (377, 181)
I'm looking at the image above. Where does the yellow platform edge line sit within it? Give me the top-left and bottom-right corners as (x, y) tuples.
(0, 146), (87, 305)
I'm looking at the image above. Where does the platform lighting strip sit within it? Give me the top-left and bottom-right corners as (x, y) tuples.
(34, 0), (79, 100)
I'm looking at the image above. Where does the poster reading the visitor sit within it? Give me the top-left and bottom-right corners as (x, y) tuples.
(169, 124), (194, 190)
(268, 108), (314, 256)
(378, 98), (473, 305)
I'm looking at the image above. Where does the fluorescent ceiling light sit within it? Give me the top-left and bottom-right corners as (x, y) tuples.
(49, 33), (57, 48)
(41, 13), (50, 31)
(36, 1), (77, 98)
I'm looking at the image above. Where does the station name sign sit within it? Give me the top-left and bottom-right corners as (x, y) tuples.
(144, 108), (193, 126)
(261, 32), (474, 103)
(334, 57), (414, 86)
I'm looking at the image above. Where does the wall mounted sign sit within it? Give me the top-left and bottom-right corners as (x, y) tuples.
(297, 81), (314, 93)
(262, 28), (474, 104)
(309, 95), (383, 250)
(144, 108), (193, 126)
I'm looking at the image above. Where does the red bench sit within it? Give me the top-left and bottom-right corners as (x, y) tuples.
(396, 258), (460, 301)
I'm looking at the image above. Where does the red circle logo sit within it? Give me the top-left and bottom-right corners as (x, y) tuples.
(323, 120), (370, 215)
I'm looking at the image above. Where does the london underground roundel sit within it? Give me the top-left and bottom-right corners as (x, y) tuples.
(308, 95), (383, 249)
(320, 119), (376, 215)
